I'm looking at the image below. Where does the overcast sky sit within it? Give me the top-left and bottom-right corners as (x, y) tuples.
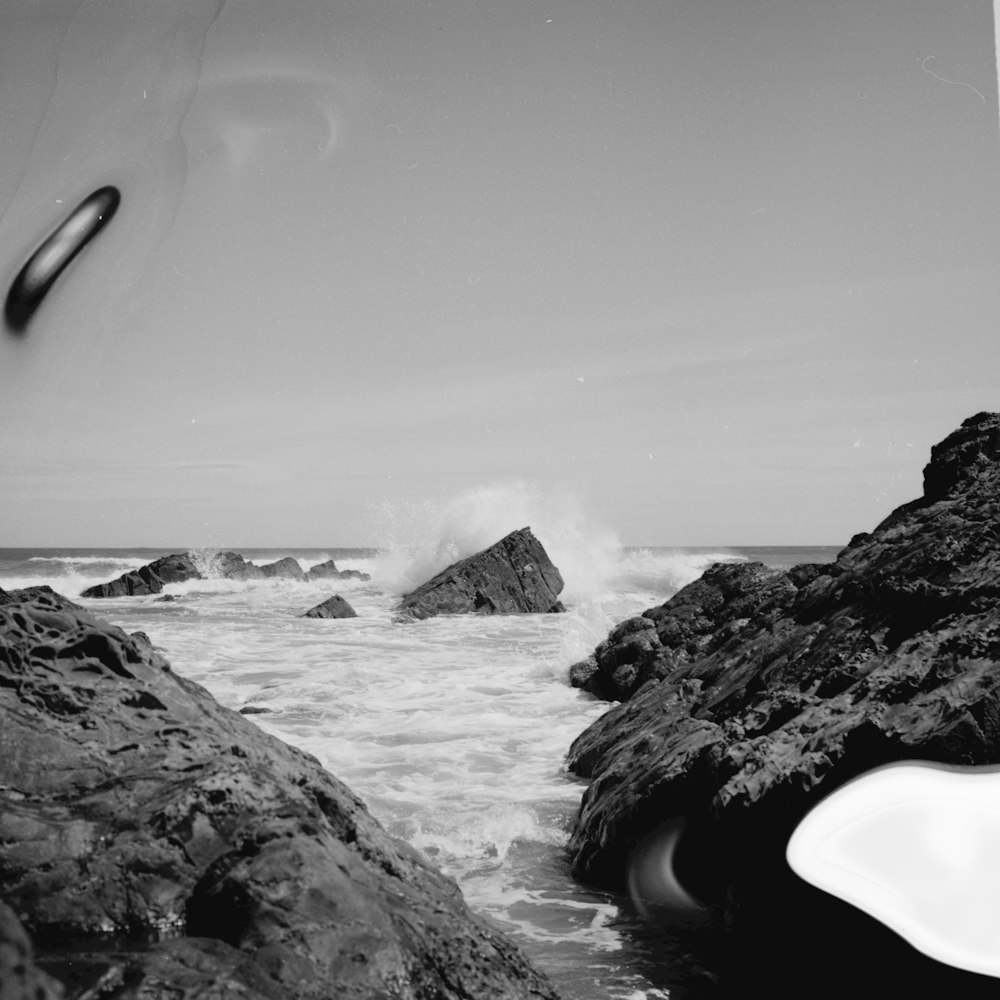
(2, 0), (999, 548)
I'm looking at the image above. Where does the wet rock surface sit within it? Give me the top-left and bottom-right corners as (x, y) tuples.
(306, 559), (371, 582)
(80, 551), (369, 597)
(0, 589), (559, 1000)
(396, 527), (565, 619)
(301, 595), (358, 619)
(79, 553), (201, 597)
(565, 412), (1000, 998)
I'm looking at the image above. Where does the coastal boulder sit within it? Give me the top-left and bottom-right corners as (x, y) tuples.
(258, 556), (306, 581)
(565, 412), (1000, 997)
(79, 552), (321, 597)
(301, 595), (358, 619)
(80, 553), (200, 597)
(306, 559), (371, 582)
(396, 527), (565, 619)
(0, 590), (559, 1000)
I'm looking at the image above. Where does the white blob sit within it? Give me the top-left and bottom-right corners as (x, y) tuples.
(788, 762), (1000, 978)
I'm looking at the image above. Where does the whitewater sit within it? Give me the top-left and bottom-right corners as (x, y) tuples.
(0, 523), (838, 999)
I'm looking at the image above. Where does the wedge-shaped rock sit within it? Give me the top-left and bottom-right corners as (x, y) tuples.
(301, 595), (357, 619)
(396, 527), (565, 619)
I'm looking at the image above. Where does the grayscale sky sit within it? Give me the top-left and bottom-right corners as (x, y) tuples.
(2, 0), (999, 547)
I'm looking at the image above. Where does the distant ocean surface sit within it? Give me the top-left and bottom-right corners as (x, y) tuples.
(0, 541), (839, 999)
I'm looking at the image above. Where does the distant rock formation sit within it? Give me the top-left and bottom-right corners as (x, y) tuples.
(306, 559), (371, 582)
(80, 552), (201, 597)
(564, 412), (1000, 997)
(0, 589), (558, 1000)
(395, 527), (565, 619)
(301, 595), (358, 619)
(80, 551), (368, 598)
(258, 556), (306, 580)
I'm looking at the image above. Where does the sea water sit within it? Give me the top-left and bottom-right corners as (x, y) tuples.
(0, 541), (838, 999)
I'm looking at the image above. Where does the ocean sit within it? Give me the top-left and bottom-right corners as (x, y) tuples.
(0, 540), (839, 999)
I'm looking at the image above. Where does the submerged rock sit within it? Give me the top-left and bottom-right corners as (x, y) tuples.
(565, 412), (1000, 997)
(301, 595), (358, 619)
(396, 527), (565, 619)
(0, 589), (559, 1000)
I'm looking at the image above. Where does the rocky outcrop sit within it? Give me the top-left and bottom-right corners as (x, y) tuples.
(301, 595), (358, 619)
(0, 589), (559, 1000)
(258, 557), (306, 581)
(565, 412), (1000, 998)
(396, 528), (565, 619)
(0, 585), (84, 609)
(306, 559), (371, 583)
(207, 551), (262, 580)
(80, 552), (371, 598)
(80, 553), (200, 597)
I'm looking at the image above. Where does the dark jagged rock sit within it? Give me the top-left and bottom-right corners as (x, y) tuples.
(569, 561), (797, 702)
(396, 527), (565, 619)
(306, 559), (371, 583)
(80, 553), (201, 597)
(301, 595), (358, 619)
(565, 412), (1000, 998)
(239, 706), (275, 716)
(258, 557), (306, 581)
(0, 590), (559, 1000)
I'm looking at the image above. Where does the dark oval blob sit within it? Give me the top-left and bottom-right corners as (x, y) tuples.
(5, 185), (121, 333)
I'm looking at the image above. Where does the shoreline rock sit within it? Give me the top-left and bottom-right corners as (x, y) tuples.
(80, 552), (201, 597)
(301, 595), (358, 619)
(0, 589), (559, 1000)
(396, 527), (565, 619)
(306, 558), (371, 582)
(564, 412), (1000, 997)
(81, 551), (369, 598)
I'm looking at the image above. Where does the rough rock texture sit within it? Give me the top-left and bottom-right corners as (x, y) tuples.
(565, 412), (1000, 998)
(258, 557), (306, 581)
(0, 590), (558, 1000)
(208, 551), (264, 580)
(301, 595), (358, 619)
(0, 586), (84, 609)
(80, 554), (201, 597)
(0, 901), (64, 1000)
(82, 553), (370, 599)
(306, 560), (371, 583)
(396, 528), (565, 620)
